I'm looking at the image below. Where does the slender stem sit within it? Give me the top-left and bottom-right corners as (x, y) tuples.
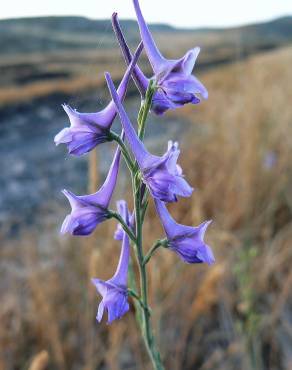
(132, 81), (164, 370)
(128, 258), (143, 327)
(128, 289), (151, 313)
(109, 211), (137, 244)
(141, 186), (149, 222)
(134, 180), (155, 366)
(143, 239), (167, 266)
(138, 80), (156, 140)
(141, 198), (149, 223)
(109, 130), (136, 172)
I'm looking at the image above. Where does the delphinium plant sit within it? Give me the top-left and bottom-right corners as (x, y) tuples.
(54, 1), (215, 369)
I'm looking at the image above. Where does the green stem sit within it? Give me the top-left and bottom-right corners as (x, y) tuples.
(134, 181), (163, 370)
(109, 130), (135, 172)
(138, 79), (156, 140)
(128, 289), (151, 313)
(111, 81), (163, 369)
(143, 239), (167, 266)
(141, 199), (149, 223)
(109, 211), (137, 244)
(141, 187), (150, 222)
(131, 81), (164, 369)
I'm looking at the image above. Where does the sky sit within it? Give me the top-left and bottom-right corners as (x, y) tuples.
(1, 0), (292, 28)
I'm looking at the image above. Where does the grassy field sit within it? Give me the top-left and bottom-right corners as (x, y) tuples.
(1, 43), (292, 370)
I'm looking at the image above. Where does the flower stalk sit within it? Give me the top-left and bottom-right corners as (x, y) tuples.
(143, 239), (167, 266)
(131, 85), (165, 370)
(55, 2), (214, 368)
(138, 79), (156, 140)
(108, 130), (136, 172)
(109, 210), (137, 244)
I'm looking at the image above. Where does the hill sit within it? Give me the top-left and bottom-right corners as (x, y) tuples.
(0, 16), (174, 55)
(0, 15), (292, 56)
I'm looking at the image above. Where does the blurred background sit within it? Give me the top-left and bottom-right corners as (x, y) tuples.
(1, 1), (292, 369)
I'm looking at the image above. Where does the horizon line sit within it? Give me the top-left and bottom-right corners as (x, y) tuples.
(0, 13), (291, 31)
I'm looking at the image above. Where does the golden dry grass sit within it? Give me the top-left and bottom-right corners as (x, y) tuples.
(28, 350), (49, 370)
(1, 46), (292, 369)
(0, 49), (151, 106)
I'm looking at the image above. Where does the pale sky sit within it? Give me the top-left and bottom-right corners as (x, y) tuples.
(1, 0), (292, 28)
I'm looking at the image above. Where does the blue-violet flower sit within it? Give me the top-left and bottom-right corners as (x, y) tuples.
(92, 231), (130, 323)
(154, 198), (215, 264)
(112, 12), (177, 115)
(54, 42), (143, 155)
(105, 72), (193, 202)
(61, 143), (122, 236)
(131, 0), (208, 114)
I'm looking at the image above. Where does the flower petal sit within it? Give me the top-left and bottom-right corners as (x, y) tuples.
(132, 0), (166, 74)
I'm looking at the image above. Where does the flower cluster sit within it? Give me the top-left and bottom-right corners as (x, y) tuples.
(55, 0), (214, 363)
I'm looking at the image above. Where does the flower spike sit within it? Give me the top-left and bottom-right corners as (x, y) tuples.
(92, 231), (130, 324)
(154, 198), (215, 265)
(54, 42), (143, 155)
(105, 72), (193, 202)
(61, 138), (123, 236)
(54, 3), (215, 365)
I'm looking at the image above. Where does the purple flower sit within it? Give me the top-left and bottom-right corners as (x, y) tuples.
(54, 42), (143, 156)
(114, 200), (135, 240)
(61, 144), (121, 236)
(154, 198), (215, 265)
(112, 12), (177, 115)
(105, 72), (193, 202)
(117, 1), (208, 114)
(92, 231), (130, 323)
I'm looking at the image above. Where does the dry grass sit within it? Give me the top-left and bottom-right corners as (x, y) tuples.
(1, 46), (292, 369)
(0, 49), (151, 107)
(0, 66), (122, 106)
(28, 351), (49, 370)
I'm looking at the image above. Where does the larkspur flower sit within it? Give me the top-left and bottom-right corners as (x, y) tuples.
(54, 42), (143, 156)
(112, 12), (175, 115)
(154, 198), (215, 264)
(92, 231), (130, 323)
(130, 0), (208, 114)
(61, 142), (122, 236)
(105, 72), (193, 202)
(114, 200), (135, 241)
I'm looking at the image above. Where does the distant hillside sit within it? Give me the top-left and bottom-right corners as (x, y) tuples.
(234, 16), (292, 42)
(0, 15), (292, 55)
(218, 16), (292, 49)
(0, 16), (174, 55)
